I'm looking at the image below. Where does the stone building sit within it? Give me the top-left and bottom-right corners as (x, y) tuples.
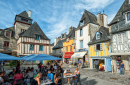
(0, 10), (50, 56)
(52, 32), (67, 58)
(109, 0), (130, 73)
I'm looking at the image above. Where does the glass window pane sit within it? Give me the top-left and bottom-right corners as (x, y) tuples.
(127, 12), (130, 21)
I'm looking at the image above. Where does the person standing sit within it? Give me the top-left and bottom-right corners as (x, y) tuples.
(69, 59), (72, 68)
(78, 59), (82, 69)
(16, 61), (20, 72)
(120, 61), (125, 75)
(94, 59), (99, 71)
(0, 61), (4, 71)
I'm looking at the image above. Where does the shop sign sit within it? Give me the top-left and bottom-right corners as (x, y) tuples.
(76, 54), (81, 56)
(78, 48), (88, 52)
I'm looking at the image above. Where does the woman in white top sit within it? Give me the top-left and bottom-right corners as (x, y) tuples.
(74, 68), (80, 76)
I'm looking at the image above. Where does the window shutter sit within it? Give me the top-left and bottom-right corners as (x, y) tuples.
(100, 44), (103, 50)
(94, 45), (96, 51)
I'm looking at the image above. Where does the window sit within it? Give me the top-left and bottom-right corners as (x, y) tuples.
(127, 12), (130, 21)
(118, 34), (122, 44)
(80, 20), (84, 26)
(35, 35), (40, 40)
(6, 31), (10, 36)
(39, 45), (43, 51)
(21, 18), (28, 22)
(4, 41), (9, 47)
(21, 29), (26, 33)
(30, 44), (34, 50)
(66, 47), (68, 52)
(96, 44), (100, 50)
(80, 40), (83, 48)
(80, 29), (83, 36)
(96, 32), (100, 40)
(122, 33), (127, 44)
(70, 46), (72, 52)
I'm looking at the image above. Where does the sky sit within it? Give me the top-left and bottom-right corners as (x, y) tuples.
(0, 0), (125, 43)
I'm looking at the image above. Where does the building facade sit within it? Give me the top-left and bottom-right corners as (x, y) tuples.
(88, 26), (111, 71)
(72, 10), (101, 67)
(109, 0), (130, 73)
(52, 33), (67, 58)
(17, 22), (50, 56)
(63, 27), (75, 63)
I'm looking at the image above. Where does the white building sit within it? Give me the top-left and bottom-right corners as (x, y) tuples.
(72, 10), (108, 67)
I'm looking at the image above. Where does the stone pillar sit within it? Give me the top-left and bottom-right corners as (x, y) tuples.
(122, 55), (129, 72)
(111, 56), (117, 72)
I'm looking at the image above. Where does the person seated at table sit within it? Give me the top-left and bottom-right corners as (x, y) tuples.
(9, 69), (16, 77)
(13, 70), (23, 85)
(53, 64), (57, 71)
(50, 66), (54, 72)
(3, 77), (11, 85)
(0, 72), (4, 84)
(47, 70), (54, 83)
(63, 68), (71, 84)
(26, 67), (30, 73)
(31, 67), (37, 75)
(74, 68), (80, 77)
(54, 72), (61, 85)
(58, 66), (63, 73)
(31, 72), (42, 85)
(24, 69), (34, 84)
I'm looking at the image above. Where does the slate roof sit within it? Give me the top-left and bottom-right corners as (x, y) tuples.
(88, 26), (110, 45)
(52, 39), (66, 49)
(66, 27), (76, 40)
(77, 10), (99, 29)
(17, 11), (32, 20)
(19, 21), (50, 40)
(0, 26), (15, 38)
(109, 0), (130, 25)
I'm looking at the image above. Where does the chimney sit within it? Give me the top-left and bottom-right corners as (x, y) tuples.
(97, 11), (108, 27)
(28, 10), (31, 17)
(69, 26), (72, 33)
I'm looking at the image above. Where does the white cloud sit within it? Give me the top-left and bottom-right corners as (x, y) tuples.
(108, 13), (116, 23)
(74, 0), (114, 11)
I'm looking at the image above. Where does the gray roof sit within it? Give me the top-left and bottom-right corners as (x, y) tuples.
(109, 0), (130, 25)
(66, 27), (76, 40)
(0, 26), (15, 38)
(17, 11), (32, 20)
(19, 21), (50, 40)
(77, 10), (99, 29)
(88, 26), (110, 45)
(52, 39), (66, 49)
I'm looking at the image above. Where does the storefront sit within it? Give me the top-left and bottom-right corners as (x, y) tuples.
(63, 52), (74, 64)
(91, 57), (111, 71)
(71, 51), (88, 67)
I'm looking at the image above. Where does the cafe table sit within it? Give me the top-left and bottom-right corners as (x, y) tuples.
(41, 80), (53, 85)
(64, 74), (76, 78)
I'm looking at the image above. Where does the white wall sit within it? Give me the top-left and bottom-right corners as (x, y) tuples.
(75, 25), (90, 50)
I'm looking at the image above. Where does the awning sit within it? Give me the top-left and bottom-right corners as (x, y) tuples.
(71, 51), (87, 58)
(63, 52), (74, 58)
(110, 52), (130, 55)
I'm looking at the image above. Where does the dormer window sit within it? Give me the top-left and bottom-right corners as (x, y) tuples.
(80, 20), (84, 26)
(35, 35), (40, 40)
(21, 29), (26, 33)
(6, 31), (10, 37)
(96, 32), (100, 40)
(127, 12), (130, 21)
(21, 18), (28, 22)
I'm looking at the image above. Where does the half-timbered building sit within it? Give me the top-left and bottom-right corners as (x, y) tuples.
(17, 21), (50, 56)
(109, 0), (130, 73)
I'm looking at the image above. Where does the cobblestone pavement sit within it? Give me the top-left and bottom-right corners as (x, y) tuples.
(62, 64), (130, 85)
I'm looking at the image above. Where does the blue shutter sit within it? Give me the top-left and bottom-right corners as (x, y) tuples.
(80, 40), (83, 48)
(39, 45), (43, 51)
(106, 58), (111, 71)
(127, 12), (130, 21)
(35, 35), (40, 40)
(30, 44), (34, 50)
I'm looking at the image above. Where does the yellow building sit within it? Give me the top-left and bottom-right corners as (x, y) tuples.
(63, 27), (75, 63)
(88, 26), (111, 71)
